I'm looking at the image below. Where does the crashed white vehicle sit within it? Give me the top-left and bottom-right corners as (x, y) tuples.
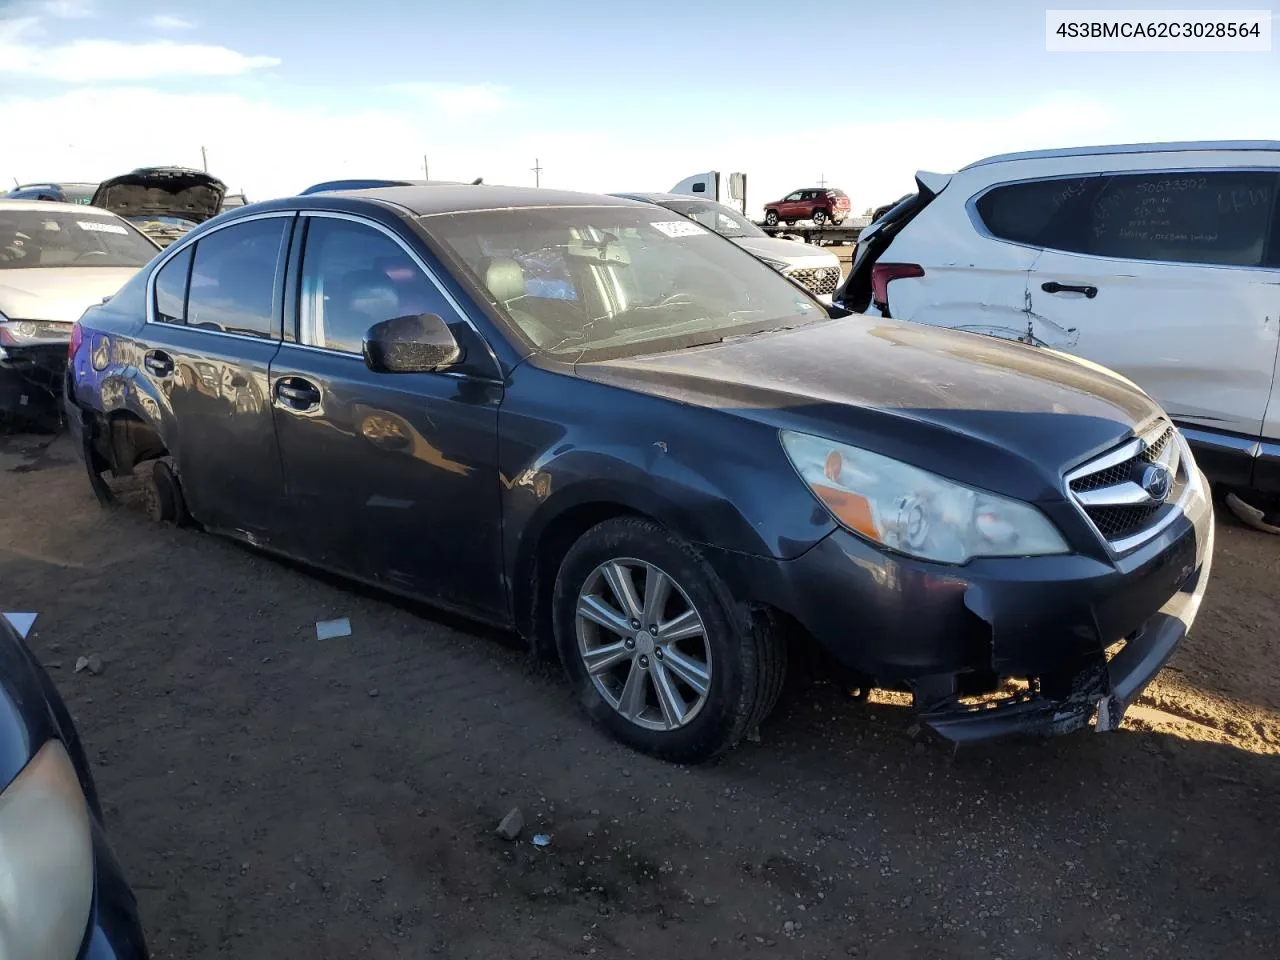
(611, 192), (844, 303)
(834, 140), (1280, 528)
(0, 200), (159, 420)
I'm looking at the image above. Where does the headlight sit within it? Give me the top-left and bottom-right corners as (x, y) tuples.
(0, 319), (73, 346)
(757, 256), (790, 271)
(0, 740), (95, 959)
(780, 430), (1069, 564)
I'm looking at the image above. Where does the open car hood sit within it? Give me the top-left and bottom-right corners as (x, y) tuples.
(91, 167), (227, 224)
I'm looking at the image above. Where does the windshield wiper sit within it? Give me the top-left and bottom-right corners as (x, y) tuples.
(681, 326), (797, 349)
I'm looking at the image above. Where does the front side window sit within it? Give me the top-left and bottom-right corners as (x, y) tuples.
(299, 217), (449, 355)
(0, 210), (158, 269)
(784, 191), (804, 202)
(185, 217), (287, 338)
(424, 205), (826, 362)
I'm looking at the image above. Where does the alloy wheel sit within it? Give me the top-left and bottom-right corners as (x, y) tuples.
(574, 558), (712, 731)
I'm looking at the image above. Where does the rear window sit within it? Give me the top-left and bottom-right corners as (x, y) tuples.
(0, 210), (158, 269)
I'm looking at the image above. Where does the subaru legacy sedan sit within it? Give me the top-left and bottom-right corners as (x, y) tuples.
(66, 186), (1213, 762)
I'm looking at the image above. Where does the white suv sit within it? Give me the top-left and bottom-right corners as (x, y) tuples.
(836, 141), (1280, 523)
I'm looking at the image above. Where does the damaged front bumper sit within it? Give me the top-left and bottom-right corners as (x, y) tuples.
(0, 343), (67, 424)
(705, 473), (1215, 746)
(919, 517), (1213, 743)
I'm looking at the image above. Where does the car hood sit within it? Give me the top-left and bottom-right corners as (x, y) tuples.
(91, 167), (226, 224)
(578, 316), (1164, 503)
(732, 235), (839, 267)
(0, 267), (141, 325)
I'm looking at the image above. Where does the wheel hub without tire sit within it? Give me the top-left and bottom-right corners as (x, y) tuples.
(575, 558), (712, 732)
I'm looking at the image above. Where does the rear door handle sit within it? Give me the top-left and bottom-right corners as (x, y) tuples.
(143, 350), (174, 377)
(274, 376), (321, 411)
(1041, 281), (1098, 299)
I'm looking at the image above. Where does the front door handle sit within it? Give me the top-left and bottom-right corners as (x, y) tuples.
(143, 350), (174, 377)
(274, 376), (321, 411)
(1041, 281), (1098, 299)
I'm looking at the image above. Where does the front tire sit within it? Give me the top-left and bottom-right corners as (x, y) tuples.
(764, 210), (779, 226)
(812, 209), (828, 225)
(553, 517), (786, 763)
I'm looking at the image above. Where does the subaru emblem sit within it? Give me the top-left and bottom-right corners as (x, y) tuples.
(1141, 463), (1172, 503)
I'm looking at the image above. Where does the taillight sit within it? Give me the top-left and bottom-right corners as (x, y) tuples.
(870, 263), (924, 311)
(68, 320), (84, 360)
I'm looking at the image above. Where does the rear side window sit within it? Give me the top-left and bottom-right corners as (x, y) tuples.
(1089, 171), (1277, 267)
(975, 177), (1097, 249)
(153, 245), (192, 324)
(185, 218), (288, 338)
(977, 171), (1278, 267)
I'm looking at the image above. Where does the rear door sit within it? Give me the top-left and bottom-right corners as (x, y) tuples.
(269, 211), (506, 615)
(1024, 169), (1280, 439)
(143, 212), (294, 537)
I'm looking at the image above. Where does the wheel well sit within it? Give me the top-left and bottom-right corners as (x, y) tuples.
(102, 410), (168, 476)
(517, 502), (650, 658)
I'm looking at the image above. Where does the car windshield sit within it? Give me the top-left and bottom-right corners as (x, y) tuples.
(0, 210), (157, 269)
(424, 205), (826, 362)
(656, 200), (766, 239)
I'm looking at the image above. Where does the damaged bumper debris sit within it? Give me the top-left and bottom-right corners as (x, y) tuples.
(0, 343), (67, 427)
(707, 468), (1214, 746)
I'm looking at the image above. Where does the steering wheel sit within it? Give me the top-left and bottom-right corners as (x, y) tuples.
(76, 250), (111, 262)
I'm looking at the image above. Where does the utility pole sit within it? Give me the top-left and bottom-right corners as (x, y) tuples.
(531, 158), (543, 187)
(818, 172), (827, 188)
(423, 154), (429, 180)
(201, 146), (208, 172)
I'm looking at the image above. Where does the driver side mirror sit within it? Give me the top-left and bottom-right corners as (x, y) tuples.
(362, 313), (464, 374)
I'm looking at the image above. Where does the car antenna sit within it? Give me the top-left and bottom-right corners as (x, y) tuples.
(471, 177), (483, 185)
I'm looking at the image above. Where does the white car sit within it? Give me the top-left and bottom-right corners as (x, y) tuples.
(0, 199), (159, 419)
(611, 193), (843, 303)
(835, 140), (1280, 525)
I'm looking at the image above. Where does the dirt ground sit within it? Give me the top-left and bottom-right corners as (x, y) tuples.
(1, 429), (1277, 960)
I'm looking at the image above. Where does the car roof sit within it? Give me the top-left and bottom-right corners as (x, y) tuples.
(0, 198), (118, 215)
(608, 192), (713, 204)
(963, 140), (1280, 170)
(13, 181), (98, 190)
(331, 184), (649, 216)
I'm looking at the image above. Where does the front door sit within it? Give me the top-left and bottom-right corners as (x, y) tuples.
(269, 212), (505, 616)
(143, 213), (294, 538)
(1027, 169), (1280, 439)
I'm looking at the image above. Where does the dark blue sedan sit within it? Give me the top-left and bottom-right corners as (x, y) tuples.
(65, 185), (1213, 761)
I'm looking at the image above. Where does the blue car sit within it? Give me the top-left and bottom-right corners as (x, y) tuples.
(65, 184), (1213, 762)
(0, 612), (149, 958)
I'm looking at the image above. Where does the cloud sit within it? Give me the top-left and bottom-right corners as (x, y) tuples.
(0, 16), (278, 80)
(35, 0), (93, 18)
(389, 82), (510, 118)
(146, 13), (196, 30)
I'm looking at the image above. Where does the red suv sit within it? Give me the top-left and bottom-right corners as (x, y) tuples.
(763, 187), (851, 226)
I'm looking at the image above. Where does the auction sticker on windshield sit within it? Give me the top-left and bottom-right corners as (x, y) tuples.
(651, 220), (711, 238)
(77, 221), (129, 235)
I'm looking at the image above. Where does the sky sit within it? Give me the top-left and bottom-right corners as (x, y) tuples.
(0, 0), (1278, 217)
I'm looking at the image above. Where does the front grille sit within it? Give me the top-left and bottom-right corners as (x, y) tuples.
(787, 266), (841, 296)
(1066, 420), (1187, 551)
